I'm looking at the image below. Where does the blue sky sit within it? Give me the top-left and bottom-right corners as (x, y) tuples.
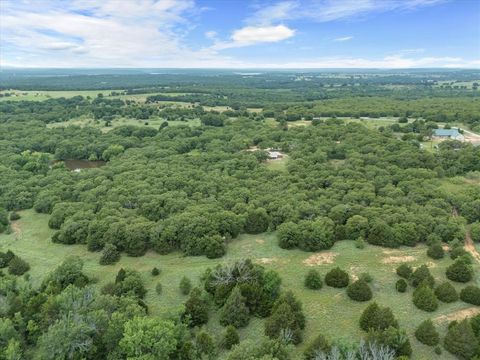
(1, 0), (479, 68)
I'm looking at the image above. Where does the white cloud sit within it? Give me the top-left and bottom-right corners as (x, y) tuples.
(246, 0), (447, 25)
(213, 25), (295, 49)
(205, 31), (217, 39)
(333, 36), (353, 42)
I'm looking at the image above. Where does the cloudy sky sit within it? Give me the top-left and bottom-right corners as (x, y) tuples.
(1, 0), (479, 68)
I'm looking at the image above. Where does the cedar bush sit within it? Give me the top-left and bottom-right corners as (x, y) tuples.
(179, 276), (192, 295)
(460, 285), (480, 305)
(434, 282), (458, 303)
(347, 279), (372, 302)
(446, 260), (473, 283)
(359, 302), (398, 331)
(99, 243), (120, 265)
(9, 212), (20, 221)
(0, 250), (15, 268)
(182, 288), (208, 327)
(427, 242), (444, 259)
(415, 319), (439, 346)
(304, 334), (331, 360)
(223, 326), (239, 350)
(8, 256), (30, 275)
(411, 265), (435, 288)
(444, 320), (478, 360)
(396, 279), (408, 293)
(151, 267), (160, 276)
(396, 264), (412, 279)
(325, 267), (349, 288)
(413, 284), (438, 312)
(304, 269), (323, 290)
(219, 286), (250, 328)
(155, 282), (162, 295)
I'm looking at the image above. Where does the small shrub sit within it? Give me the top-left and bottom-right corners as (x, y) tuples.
(450, 246), (469, 260)
(347, 280), (372, 302)
(223, 325), (239, 350)
(0, 250), (15, 268)
(151, 267), (160, 276)
(219, 287), (250, 328)
(413, 284), (438, 312)
(359, 302), (398, 331)
(155, 282), (162, 295)
(396, 279), (408, 293)
(434, 282), (458, 303)
(179, 276), (192, 295)
(304, 334), (331, 360)
(325, 267), (349, 288)
(415, 319), (439, 346)
(355, 237), (366, 249)
(99, 244), (120, 265)
(396, 264), (412, 279)
(8, 256), (30, 276)
(359, 272), (373, 283)
(411, 265), (435, 288)
(434, 346), (442, 355)
(460, 286), (480, 305)
(427, 242), (444, 259)
(444, 320), (478, 359)
(446, 260), (473, 283)
(304, 269), (323, 290)
(9, 212), (20, 221)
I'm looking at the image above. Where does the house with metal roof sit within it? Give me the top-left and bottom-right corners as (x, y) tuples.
(433, 128), (464, 141)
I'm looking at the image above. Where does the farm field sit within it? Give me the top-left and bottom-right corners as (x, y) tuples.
(1, 209), (478, 359)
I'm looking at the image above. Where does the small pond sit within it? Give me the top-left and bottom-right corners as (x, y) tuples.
(60, 160), (106, 171)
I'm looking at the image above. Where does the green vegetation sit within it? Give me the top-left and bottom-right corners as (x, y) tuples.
(1, 70), (479, 359)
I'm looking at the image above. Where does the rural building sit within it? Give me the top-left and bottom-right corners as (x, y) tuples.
(267, 150), (283, 159)
(433, 128), (464, 141)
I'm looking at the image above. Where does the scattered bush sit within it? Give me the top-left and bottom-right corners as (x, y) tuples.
(411, 265), (435, 288)
(450, 246), (469, 260)
(304, 269), (323, 290)
(434, 282), (458, 303)
(155, 282), (162, 295)
(396, 279), (408, 293)
(9, 212), (20, 221)
(304, 334), (331, 360)
(347, 279), (373, 302)
(359, 302), (398, 331)
(7, 256), (30, 275)
(151, 267), (160, 276)
(460, 285), (480, 305)
(396, 264), (412, 279)
(223, 326), (239, 350)
(359, 272), (373, 283)
(446, 260), (473, 283)
(99, 243), (120, 265)
(444, 320), (478, 360)
(0, 250), (15, 268)
(180, 276), (192, 295)
(415, 319), (439, 346)
(219, 286), (250, 328)
(182, 288), (208, 327)
(413, 284), (438, 312)
(427, 242), (444, 259)
(470, 222), (480, 242)
(355, 237), (366, 249)
(325, 267), (349, 288)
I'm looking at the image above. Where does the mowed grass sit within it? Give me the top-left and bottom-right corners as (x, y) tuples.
(2, 210), (479, 359)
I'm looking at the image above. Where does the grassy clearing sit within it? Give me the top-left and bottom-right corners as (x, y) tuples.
(2, 210), (478, 359)
(0, 89), (120, 101)
(47, 116), (200, 132)
(264, 156), (289, 171)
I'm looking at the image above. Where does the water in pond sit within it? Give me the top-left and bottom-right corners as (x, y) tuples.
(62, 160), (106, 171)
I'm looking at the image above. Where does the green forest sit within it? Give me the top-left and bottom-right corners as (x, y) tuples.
(0, 69), (479, 360)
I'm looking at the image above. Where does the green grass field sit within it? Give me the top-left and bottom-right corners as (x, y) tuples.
(2, 210), (478, 359)
(47, 116), (200, 132)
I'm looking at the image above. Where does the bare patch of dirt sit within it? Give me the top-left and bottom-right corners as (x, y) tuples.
(382, 256), (416, 264)
(255, 239), (265, 245)
(11, 222), (22, 239)
(256, 257), (277, 265)
(426, 261), (437, 268)
(463, 129), (480, 145)
(464, 230), (480, 263)
(350, 266), (361, 281)
(303, 252), (337, 266)
(442, 244), (450, 251)
(434, 307), (480, 324)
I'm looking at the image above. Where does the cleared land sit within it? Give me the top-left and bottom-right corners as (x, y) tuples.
(2, 209), (478, 359)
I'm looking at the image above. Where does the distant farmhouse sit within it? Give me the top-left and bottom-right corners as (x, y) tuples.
(433, 128), (464, 141)
(267, 150), (283, 160)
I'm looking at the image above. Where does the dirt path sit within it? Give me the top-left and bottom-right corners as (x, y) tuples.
(452, 208), (480, 263)
(465, 230), (480, 263)
(434, 307), (480, 324)
(11, 222), (22, 240)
